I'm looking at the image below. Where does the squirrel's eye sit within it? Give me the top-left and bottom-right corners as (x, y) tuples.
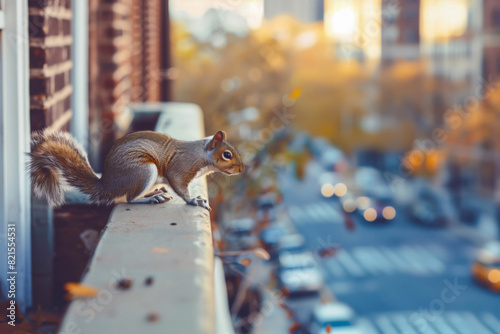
(222, 151), (232, 161)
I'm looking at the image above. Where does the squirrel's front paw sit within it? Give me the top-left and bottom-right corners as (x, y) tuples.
(186, 197), (211, 211)
(186, 198), (198, 206)
(195, 195), (211, 211)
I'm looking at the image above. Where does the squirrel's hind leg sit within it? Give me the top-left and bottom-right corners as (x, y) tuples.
(129, 193), (171, 204)
(125, 164), (171, 204)
(142, 186), (169, 198)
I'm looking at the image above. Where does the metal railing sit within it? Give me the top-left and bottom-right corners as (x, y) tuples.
(59, 103), (232, 334)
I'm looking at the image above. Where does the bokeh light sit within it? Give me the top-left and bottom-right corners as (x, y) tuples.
(382, 206), (396, 220)
(364, 208), (377, 222)
(357, 196), (371, 210)
(342, 199), (357, 213)
(321, 183), (335, 198)
(334, 183), (348, 197)
(488, 270), (500, 284)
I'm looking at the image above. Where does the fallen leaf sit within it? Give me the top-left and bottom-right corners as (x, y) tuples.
(144, 277), (154, 286)
(280, 287), (291, 298)
(116, 279), (133, 290)
(289, 87), (302, 99)
(318, 247), (339, 258)
(288, 322), (300, 333)
(64, 282), (98, 299)
(253, 248), (271, 260)
(146, 313), (160, 322)
(345, 212), (356, 231)
(152, 247), (170, 253)
(239, 258), (252, 267)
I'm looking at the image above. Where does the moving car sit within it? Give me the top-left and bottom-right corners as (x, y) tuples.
(259, 223), (287, 259)
(472, 241), (500, 292)
(310, 302), (363, 334)
(278, 234), (307, 256)
(408, 192), (448, 227)
(278, 251), (323, 295)
(353, 196), (396, 223)
(256, 192), (279, 221)
(406, 179), (455, 227)
(353, 167), (392, 200)
(224, 218), (258, 251)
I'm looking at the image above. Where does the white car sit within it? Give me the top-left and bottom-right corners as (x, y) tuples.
(278, 252), (323, 295)
(224, 218), (258, 251)
(278, 234), (306, 256)
(310, 302), (363, 334)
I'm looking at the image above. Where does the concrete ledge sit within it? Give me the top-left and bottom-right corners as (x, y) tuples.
(59, 103), (215, 334)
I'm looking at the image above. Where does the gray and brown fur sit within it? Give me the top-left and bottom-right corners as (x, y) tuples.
(28, 129), (244, 208)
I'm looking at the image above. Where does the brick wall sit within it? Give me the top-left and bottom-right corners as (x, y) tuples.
(29, 0), (73, 132)
(88, 0), (164, 170)
(483, 0), (500, 84)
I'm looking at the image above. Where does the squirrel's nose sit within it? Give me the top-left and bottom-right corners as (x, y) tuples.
(239, 166), (244, 173)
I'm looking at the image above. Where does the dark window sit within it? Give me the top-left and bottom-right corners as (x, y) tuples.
(482, 55), (488, 79)
(406, 30), (419, 43)
(493, 9), (500, 27)
(405, 6), (418, 20)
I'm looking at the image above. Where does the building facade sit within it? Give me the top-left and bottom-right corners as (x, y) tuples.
(381, 0), (421, 65)
(482, 0), (500, 84)
(264, 0), (323, 23)
(0, 0), (171, 311)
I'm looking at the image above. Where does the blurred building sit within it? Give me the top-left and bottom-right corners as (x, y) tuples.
(265, 0), (324, 23)
(482, 0), (500, 84)
(171, 0), (264, 29)
(324, 0), (382, 62)
(421, 0), (483, 90)
(88, 0), (171, 170)
(381, 0), (421, 66)
(0, 0), (172, 311)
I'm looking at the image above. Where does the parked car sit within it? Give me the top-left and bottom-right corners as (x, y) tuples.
(354, 196), (396, 223)
(310, 302), (363, 334)
(259, 223), (287, 259)
(278, 234), (307, 256)
(224, 218), (258, 251)
(471, 241), (500, 292)
(353, 167), (392, 200)
(255, 192), (279, 221)
(405, 179), (455, 227)
(278, 251), (323, 295)
(309, 137), (347, 171)
(408, 192), (448, 227)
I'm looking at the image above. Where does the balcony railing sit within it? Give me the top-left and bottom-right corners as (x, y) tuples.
(59, 103), (232, 334)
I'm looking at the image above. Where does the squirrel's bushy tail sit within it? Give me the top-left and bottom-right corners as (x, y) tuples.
(28, 130), (101, 207)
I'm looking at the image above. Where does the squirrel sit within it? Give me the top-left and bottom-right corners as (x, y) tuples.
(28, 129), (244, 211)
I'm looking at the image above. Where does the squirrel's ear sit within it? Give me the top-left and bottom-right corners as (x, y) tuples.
(206, 131), (226, 151)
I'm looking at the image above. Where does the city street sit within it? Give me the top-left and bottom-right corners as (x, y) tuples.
(276, 164), (500, 334)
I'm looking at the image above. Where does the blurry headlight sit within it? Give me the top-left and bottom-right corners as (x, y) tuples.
(321, 183), (335, 198)
(382, 206), (396, 220)
(364, 208), (377, 222)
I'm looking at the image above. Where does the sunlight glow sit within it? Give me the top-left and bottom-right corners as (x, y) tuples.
(324, 0), (381, 60)
(170, 0), (264, 29)
(327, 8), (357, 38)
(421, 0), (468, 41)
